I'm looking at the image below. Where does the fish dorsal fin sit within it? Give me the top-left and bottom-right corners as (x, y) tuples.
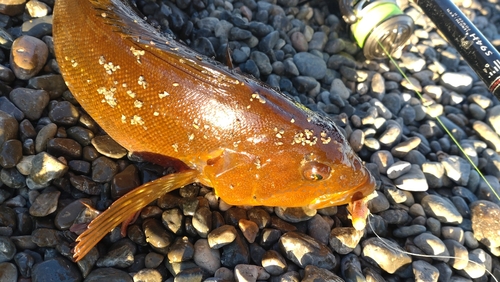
(88, 0), (241, 89)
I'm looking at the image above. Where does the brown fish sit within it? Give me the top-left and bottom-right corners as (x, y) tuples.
(53, 0), (375, 261)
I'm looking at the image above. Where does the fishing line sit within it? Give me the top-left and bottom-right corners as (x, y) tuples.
(376, 39), (500, 201)
(366, 214), (499, 282)
(360, 32), (500, 282)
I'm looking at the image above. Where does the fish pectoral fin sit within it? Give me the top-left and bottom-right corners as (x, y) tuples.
(73, 169), (199, 261)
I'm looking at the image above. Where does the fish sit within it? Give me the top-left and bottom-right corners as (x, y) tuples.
(52, 0), (376, 261)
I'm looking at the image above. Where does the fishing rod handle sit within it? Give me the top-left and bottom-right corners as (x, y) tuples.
(413, 0), (500, 100)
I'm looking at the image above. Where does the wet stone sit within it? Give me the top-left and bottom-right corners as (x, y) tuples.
(66, 126), (94, 147)
(193, 206), (212, 238)
(279, 231), (336, 270)
(162, 208), (184, 235)
(387, 161), (412, 179)
(84, 266), (132, 281)
(10, 35), (48, 80)
(144, 252), (164, 268)
(471, 200), (500, 256)
(208, 225), (237, 249)
(54, 198), (92, 230)
(48, 101), (79, 126)
(27, 74), (67, 100)
(293, 52), (326, 79)
(0, 97), (25, 121)
(413, 260), (439, 282)
(70, 174), (100, 195)
(91, 135), (128, 159)
(362, 237), (411, 274)
(0, 236), (16, 263)
(422, 162), (447, 189)
(111, 164), (140, 200)
(440, 155), (471, 186)
(393, 225), (427, 238)
(246, 207), (270, 229)
(46, 138), (82, 160)
(29, 189), (60, 217)
(290, 32), (307, 52)
(168, 237), (194, 262)
(35, 122), (57, 153)
(473, 121), (500, 153)
(9, 88), (49, 120)
(0, 139), (22, 168)
(91, 156), (118, 183)
(68, 160), (90, 174)
(175, 267), (203, 282)
(0, 111), (18, 148)
(132, 269), (162, 282)
(143, 218), (174, 249)
(32, 257), (81, 282)
(31, 228), (60, 247)
(370, 150), (393, 175)
(238, 219), (258, 243)
(0, 262), (17, 281)
(421, 194), (463, 224)
(96, 240), (136, 268)
(261, 250), (287, 276)
(274, 206), (316, 223)
(329, 227), (364, 255)
(439, 72), (473, 93)
(443, 239), (469, 270)
(234, 264), (270, 282)
(220, 231), (249, 268)
(302, 265), (343, 282)
(413, 233), (450, 261)
(193, 239), (220, 275)
(307, 214), (330, 245)
(27, 152), (68, 189)
(393, 164), (428, 192)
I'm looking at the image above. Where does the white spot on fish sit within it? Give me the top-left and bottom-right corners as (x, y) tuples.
(158, 91), (169, 99)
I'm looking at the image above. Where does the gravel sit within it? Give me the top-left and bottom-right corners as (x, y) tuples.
(0, 0), (499, 281)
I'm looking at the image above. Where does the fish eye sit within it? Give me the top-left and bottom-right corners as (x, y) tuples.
(302, 161), (331, 181)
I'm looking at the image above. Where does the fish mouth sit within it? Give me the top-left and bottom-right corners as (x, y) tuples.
(308, 168), (376, 210)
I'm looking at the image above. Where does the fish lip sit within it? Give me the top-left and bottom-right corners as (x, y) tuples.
(308, 167), (376, 210)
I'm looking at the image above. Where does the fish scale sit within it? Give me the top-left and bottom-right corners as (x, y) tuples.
(53, 0), (376, 261)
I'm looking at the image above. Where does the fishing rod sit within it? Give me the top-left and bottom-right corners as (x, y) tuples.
(339, 0), (500, 101)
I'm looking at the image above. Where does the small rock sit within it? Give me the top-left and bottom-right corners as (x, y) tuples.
(193, 239), (220, 275)
(362, 237), (411, 274)
(421, 194), (463, 224)
(10, 35), (48, 80)
(279, 231), (336, 270)
(471, 200), (500, 256)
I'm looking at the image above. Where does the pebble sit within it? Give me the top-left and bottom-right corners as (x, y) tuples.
(27, 152), (68, 189)
(387, 161), (412, 179)
(91, 156), (118, 183)
(48, 101), (79, 126)
(0, 139), (22, 168)
(439, 72), (473, 93)
(0, 111), (18, 148)
(293, 52), (326, 79)
(329, 227), (364, 254)
(370, 150), (393, 174)
(84, 267), (132, 281)
(35, 122), (57, 153)
(0, 262), (17, 281)
(208, 225), (237, 249)
(0, 236), (16, 263)
(421, 194), (463, 224)
(440, 155), (471, 186)
(362, 237), (411, 274)
(238, 219), (258, 243)
(89, 135), (126, 159)
(234, 264), (270, 282)
(9, 88), (49, 120)
(193, 239), (220, 274)
(443, 239), (469, 270)
(413, 260), (439, 282)
(261, 250), (287, 275)
(393, 164), (428, 191)
(32, 257), (82, 282)
(471, 200), (500, 256)
(279, 231), (336, 270)
(29, 189), (60, 216)
(413, 233), (450, 261)
(274, 206), (316, 223)
(473, 120), (500, 153)
(10, 35), (48, 80)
